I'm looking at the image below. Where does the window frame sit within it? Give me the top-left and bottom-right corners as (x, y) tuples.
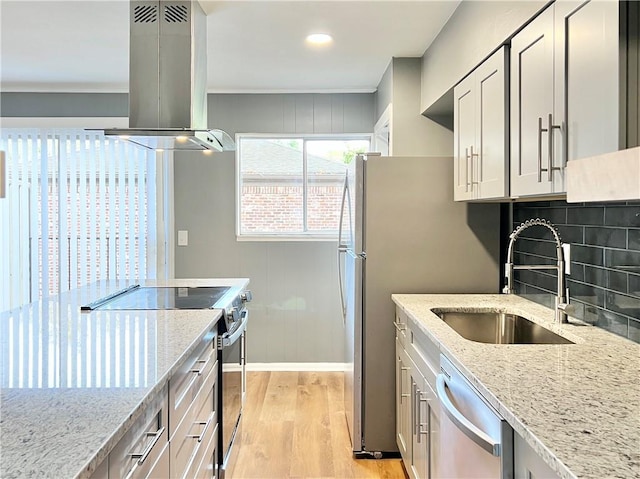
(235, 133), (372, 241)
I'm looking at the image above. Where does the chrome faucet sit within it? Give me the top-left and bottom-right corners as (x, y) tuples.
(503, 218), (573, 323)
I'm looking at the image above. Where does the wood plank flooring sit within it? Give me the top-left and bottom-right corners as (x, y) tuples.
(226, 371), (408, 479)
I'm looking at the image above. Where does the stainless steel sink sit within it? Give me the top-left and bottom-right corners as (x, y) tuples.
(433, 310), (574, 345)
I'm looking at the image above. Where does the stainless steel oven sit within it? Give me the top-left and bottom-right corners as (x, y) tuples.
(217, 292), (251, 478)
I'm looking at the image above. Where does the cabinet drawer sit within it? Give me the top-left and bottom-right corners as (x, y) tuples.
(109, 387), (168, 479)
(394, 308), (409, 347)
(409, 326), (439, 385)
(171, 361), (218, 479)
(169, 329), (217, 439)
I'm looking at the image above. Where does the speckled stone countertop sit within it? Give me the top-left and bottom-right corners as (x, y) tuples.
(0, 278), (249, 479)
(392, 294), (640, 479)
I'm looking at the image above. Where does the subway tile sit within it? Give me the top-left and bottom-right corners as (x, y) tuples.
(568, 281), (606, 308)
(605, 291), (640, 319)
(603, 206), (640, 227)
(584, 227), (627, 249)
(604, 249), (640, 272)
(572, 245), (604, 266)
(629, 229), (640, 251)
(569, 263), (585, 282)
(512, 207), (567, 226)
(629, 319), (640, 343)
(607, 270), (628, 294)
(567, 207), (605, 226)
(557, 225), (585, 244)
(516, 238), (558, 258)
(628, 274), (640, 298)
(582, 266), (607, 289)
(594, 309), (629, 339)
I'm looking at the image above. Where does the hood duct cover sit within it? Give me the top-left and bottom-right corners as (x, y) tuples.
(102, 0), (234, 152)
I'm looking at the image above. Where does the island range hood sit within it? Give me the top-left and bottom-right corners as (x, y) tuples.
(102, 0), (234, 152)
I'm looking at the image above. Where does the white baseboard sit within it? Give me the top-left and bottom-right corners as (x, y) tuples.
(246, 362), (348, 372)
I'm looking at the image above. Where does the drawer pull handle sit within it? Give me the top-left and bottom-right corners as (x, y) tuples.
(393, 321), (406, 332)
(188, 411), (215, 443)
(129, 426), (165, 465)
(190, 356), (211, 376)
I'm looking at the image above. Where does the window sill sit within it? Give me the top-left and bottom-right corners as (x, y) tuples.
(236, 234), (338, 242)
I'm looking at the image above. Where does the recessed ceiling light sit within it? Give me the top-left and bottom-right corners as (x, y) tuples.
(306, 33), (333, 45)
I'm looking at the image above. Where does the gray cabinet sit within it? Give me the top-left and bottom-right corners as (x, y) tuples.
(169, 331), (218, 479)
(514, 433), (560, 479)
(395, 337), (411, 462)
(511, 1), (621, 198)
(108, 387), (169, 479)
(454, 47), (508, 201)
(395, 307), (440, 479)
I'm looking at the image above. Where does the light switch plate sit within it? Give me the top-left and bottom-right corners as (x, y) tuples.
(177, 230), (189, 246)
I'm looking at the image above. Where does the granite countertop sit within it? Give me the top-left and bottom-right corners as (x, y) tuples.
(391, 294), (640, 479)
(0, 278), (249, 479)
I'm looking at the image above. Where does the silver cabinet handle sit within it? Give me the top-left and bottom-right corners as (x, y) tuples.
(129, 426), (165, 465)
(188, 411), (215, 443)
(401, 364), (410, 398)
(417, 391), (429, 442)
(436, 374), (500, 456)
(190, 355), (211, 376)
(547, 113), (562, 182)
(465, 147), (470, 192)
(537, 117), (548, 183)
(393, 321), (407, 332)
(469, 145), (479, 186)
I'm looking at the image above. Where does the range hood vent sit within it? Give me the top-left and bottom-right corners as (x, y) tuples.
(102, 0), (234, 152)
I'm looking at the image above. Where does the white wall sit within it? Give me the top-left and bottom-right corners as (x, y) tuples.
(173, 93), (375, 363)
(421, 1), (549, 112)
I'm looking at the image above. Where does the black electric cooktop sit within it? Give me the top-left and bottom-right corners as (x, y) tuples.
(82, 285), (232, 311)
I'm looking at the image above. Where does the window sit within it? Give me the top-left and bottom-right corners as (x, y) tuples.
(0, 128), (164, 311)
(237, 135), (370, 239)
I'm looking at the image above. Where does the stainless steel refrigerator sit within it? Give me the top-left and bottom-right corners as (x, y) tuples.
(337, 154), (500, 457)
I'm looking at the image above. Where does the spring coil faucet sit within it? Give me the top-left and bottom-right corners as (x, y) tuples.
(503, 218), (573, 323)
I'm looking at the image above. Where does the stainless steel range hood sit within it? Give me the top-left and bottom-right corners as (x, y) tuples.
(102, 0), (234, 152)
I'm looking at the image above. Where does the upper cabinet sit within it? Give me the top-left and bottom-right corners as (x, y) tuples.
(511, 0), (622, 198)
(453, 47), (508, 201)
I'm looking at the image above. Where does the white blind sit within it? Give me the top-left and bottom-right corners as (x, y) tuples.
(0, 129), (160, 311)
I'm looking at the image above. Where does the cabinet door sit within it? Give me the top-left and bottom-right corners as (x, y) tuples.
(453, 73), (476, 201)
(514, 433), (560, 479)
(396, 339), (412, 463)
(410, 370), (428, 479)
(476, 47), (508, 199)
(511, 5), (558, 197)
(555, 0), (620, 162)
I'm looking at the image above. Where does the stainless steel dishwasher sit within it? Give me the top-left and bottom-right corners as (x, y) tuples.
(436, 355), (513, 479)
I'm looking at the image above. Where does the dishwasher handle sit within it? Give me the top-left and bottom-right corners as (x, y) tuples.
(436, 374), (501, 456)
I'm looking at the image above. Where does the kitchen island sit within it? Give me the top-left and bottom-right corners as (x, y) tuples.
(392, 294), (640, 479)
(0, 278), (249, 479)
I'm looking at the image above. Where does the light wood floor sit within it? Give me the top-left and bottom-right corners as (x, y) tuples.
(226, 371), (408, 479)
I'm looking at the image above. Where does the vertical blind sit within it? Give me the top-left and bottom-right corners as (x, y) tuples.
(0, 129), (160, 311)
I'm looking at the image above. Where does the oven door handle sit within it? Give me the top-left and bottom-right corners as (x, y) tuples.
(219, 310), (248, 349)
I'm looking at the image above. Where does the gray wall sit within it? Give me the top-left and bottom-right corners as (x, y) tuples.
(420, 1), (548, 112)
(0, 92), (128, 117)
(174, 93), (375, 363)
(375, 58), (453, 156)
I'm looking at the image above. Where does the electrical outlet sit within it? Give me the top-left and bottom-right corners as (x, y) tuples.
(178, 230), (189, 246)
(562, 243), (571, 275)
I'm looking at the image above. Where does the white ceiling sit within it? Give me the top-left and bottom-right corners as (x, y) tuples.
(0, 0), (460, 93)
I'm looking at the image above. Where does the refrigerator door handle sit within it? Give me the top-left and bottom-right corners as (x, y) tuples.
(337, 173), (350, 324)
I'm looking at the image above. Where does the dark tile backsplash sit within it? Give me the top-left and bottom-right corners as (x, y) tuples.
(511, 200), (640, 343)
